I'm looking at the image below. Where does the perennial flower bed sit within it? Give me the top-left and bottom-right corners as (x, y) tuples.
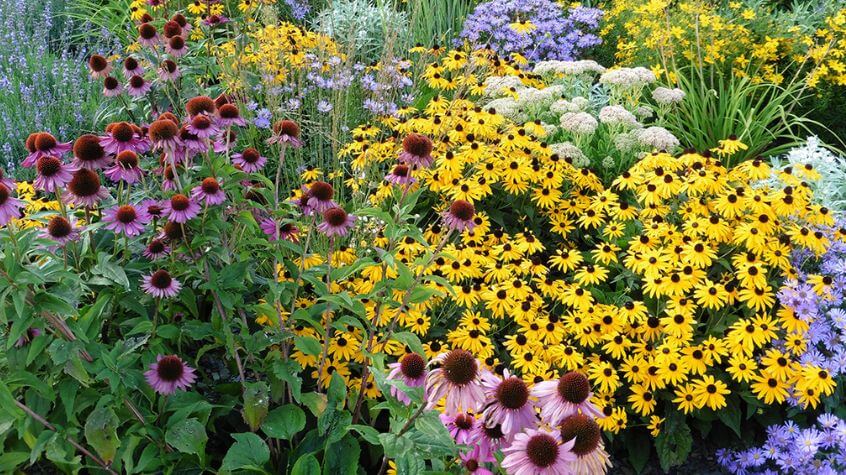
(1, 0), (846, 474)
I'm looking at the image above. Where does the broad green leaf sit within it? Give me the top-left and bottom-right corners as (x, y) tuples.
(262, 405), (305, 440)
(166, 418), (207, 457)
(243, 382), (270, 432)
(220, 432), (269, 472)
(291, 454), (320, 475)
(84, 406), (120, 464)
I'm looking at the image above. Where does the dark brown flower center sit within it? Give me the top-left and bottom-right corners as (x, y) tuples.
(191, 115), (212, 130)
(449, 200), (475, 221)
(241, 148), (260, 163)
(201, 177), (220, 194)
(525, 433), (559, 468)
(47, 216), (71, 238)
(441, 349), (477, 386)
(35, 133), (58, 151)
(219, 104), (239, 119)
(323, 207), (348, 227)
(162, 59), (178, 73)
(163, 221), (183, 240)
(392, 164), (409, 177)
(129, 75), (145, 88)
(116, 205), (137, 223)
(111, 122), (135, 142)
(186, 96), (216, 116)
(150, 269), (172, 289)
(560, 413), (601, 456)
(309, 181), (334, 201)
(170, 194), (190, 211)
(68, 169), (101, 197)
(454, 413), (474, 430)
(116, 151), (139, 168)
(148, 239), (166, 253)
(124, 56), (139, 70)
(156, 355), (184, 381)
(139, 23), (157, 40)
(163, 20), (182, 38)
(37, 156), (61, 176)
(74, 134), (105, 162)
(168, 35), (185, 50)
(400, 353), (425, 379)
(149, 120), (178, 141)
(0, 184), (9, 204)
(557, 371), (590, 404)
(403, 133), (432, 157)
(496, 377), (529, 409)
(88, 54), (108, 72)
(273, 119), (300, 138)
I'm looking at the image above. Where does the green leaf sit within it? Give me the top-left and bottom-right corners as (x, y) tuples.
(220, 432), (270, 472)
(262, 405), (305, 440)
(91, 252), (130, 288)
(291, 454), (320, 475)
(717, 396), (742, 438)
(84, 406), (120, 464)
(243, 382), (270, 432)
(294, 336), (322, 356)
(0, 452), (29, 472)
(391, 332), (425, 356)
(323, 434), (360, 475)
(655, 411), (692, 473)
(271, 359), (302, 402)
(625, 430), (651, 474)
(166, 418), (207, 458)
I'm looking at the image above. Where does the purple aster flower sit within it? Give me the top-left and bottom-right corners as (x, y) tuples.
(317, 207), (356, 237)
(387, 353), (427, 405)
(142, 269), (182, 298)
(232, 147), (267, 173)
(162, 194), (201, 223)
(34, 156), (77, 192)
(103, 204), (150, 236)
(144, 354), (196, 394)
(191, 177), (226, 206)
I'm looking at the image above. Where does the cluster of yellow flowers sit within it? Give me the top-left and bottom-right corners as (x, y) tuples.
(11, 182), (61, 229)
(322, 47), (842, 433)
(602, 0), (846, 86)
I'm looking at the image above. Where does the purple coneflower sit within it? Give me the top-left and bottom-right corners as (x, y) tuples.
(469, 420), (507, 461)
(259, 217), (299, 242)
(40, 215), (79, 244)
(232, 147), (266, 173)
(143, 238), (170, 260)
(72, 134), (111, 170)
(501, 429), (577, 475)
(162, 19), (183, 38)
(101, 122), (147, 155)
(186, 96), (216, 117)
(104, 151), (144, 184)
(165, 35), (187, 57)
(141, 199), (164, 220)
(559, 414), (611, 475)
(440, 412), (477, 445)
(144, 354), (196, 394)
(103, 76), (123, 97)
(34, 156), (76, 192)
(307, 181), (337, 213)
(186, 114), (219, 139)
(385, 164), (415, 186)
(142, 269), (182, 298)
(425, 349), (487, 414)
(202, 14), (230, 27)
(123, 56), (144, 76)
(158, 59), (181, 81)
(171, 13), (191, 32)
(0, 184), (24, 226)
(88, 54), (112, 79)
(22, 132), (72, 168)
(177, 126), (205, 156)
(216, 104), (247, 127)
(127, 75), (152, 97)
(191, 177), (226, 206)
(148, 119), (181, 151)
(443, 199), (476, 232)
(317, 207), (356, 237)
(268, 119), (302, 148)
(387, 353), (427, 404)
(213, 129), (237, 153)
(0, 168), (14, 190)
(460, 448), (494, 475)
(162, 194), (201, 223)
(161, 165), (178, 191)
(481, 370), (537, 437)
(103, 204), (150, 236)
(400, 133), (434, 168)
(64, 169), (109, 208)
(138, 23), (160, 48)
(532, 371), (603, 425)
(15, 328), (42, 348)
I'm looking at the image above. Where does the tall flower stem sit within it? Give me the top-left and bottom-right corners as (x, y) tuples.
(315, 236), (335, 393)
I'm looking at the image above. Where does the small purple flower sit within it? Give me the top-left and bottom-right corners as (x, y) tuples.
(317, 207), (356, 237)
(103, 76), (123, 97)
(127, 75), (152, 97)
(532, 371), (603, 425)
(385, 163), (416, 186)
(216, 104), (247, 127)
(480, 370), (536, 437)
(306, 181), (337, 213)
(159, 60), (182, 81)
(142, 269), (182, 298)
(15, 327), (42, 348)
(400, 133), (434, 168)
(232, 148), (267, 173)
(64, 169), (109, 208)
(186, 114), (219, 139)
(143, 238), (170, 260)
(104, 151), (144, 184)
(34, 156), (77, 192)
(191, 177), (226, 206)
(100, 122), (149, 155)
(40, 215), (80, 245)
(162, 194), (201, 223)
(440, 412), (477, 445)
(103, 204), (150, 236)
(259, 217), (299, 242)
(267, 119), (302, 148)
(144, 354), (196, 394)
(22, 132), (72, 168)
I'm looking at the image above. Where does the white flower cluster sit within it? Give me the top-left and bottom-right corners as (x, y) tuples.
(550, 142), (589, 168)
(533, 60), (606, 76)
(634, 126), (680, 151)
(651, 87), (686, 105)
(598, 105), (640, 128)
(599, 67), (656, 88)
(770, 136), (846, 211)
(483, 75), (526, 97)
(550, 97), (589, 114)
(560, 111), (599, 135)
(516, 86), (566, 110)
(485, 98), (522, 121)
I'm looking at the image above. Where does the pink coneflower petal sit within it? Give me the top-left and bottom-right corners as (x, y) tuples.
(34, 156), (77, 192)
(232, 147), (267, 173)
(442, 199), (476, 232)
(40, 215), (80, 245)
(64, 168), (109, 208)
(532, 371), (603, 426)
(425, 349), (488, 414)
(0, 184), (24, 226)
(306, 181), (336, 213)
(143, 238), (170, 260)
(191, 177), (226, 206)
(144, 354), (196, 394)
(501, 429), (577, 475)
(387, 353), (427, 405)
(104, 151), (144, 184)
(267, 119), (302, 148)
(162, 194), (201, 223)
(481, 370), (537, 438)
(400, 133), (434, 168)
(103, 204), (150, 236)
(317, 207), (356, 237)
(21, 133), (72, 168)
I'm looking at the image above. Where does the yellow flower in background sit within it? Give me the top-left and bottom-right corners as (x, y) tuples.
(510, 20), (537, 34)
